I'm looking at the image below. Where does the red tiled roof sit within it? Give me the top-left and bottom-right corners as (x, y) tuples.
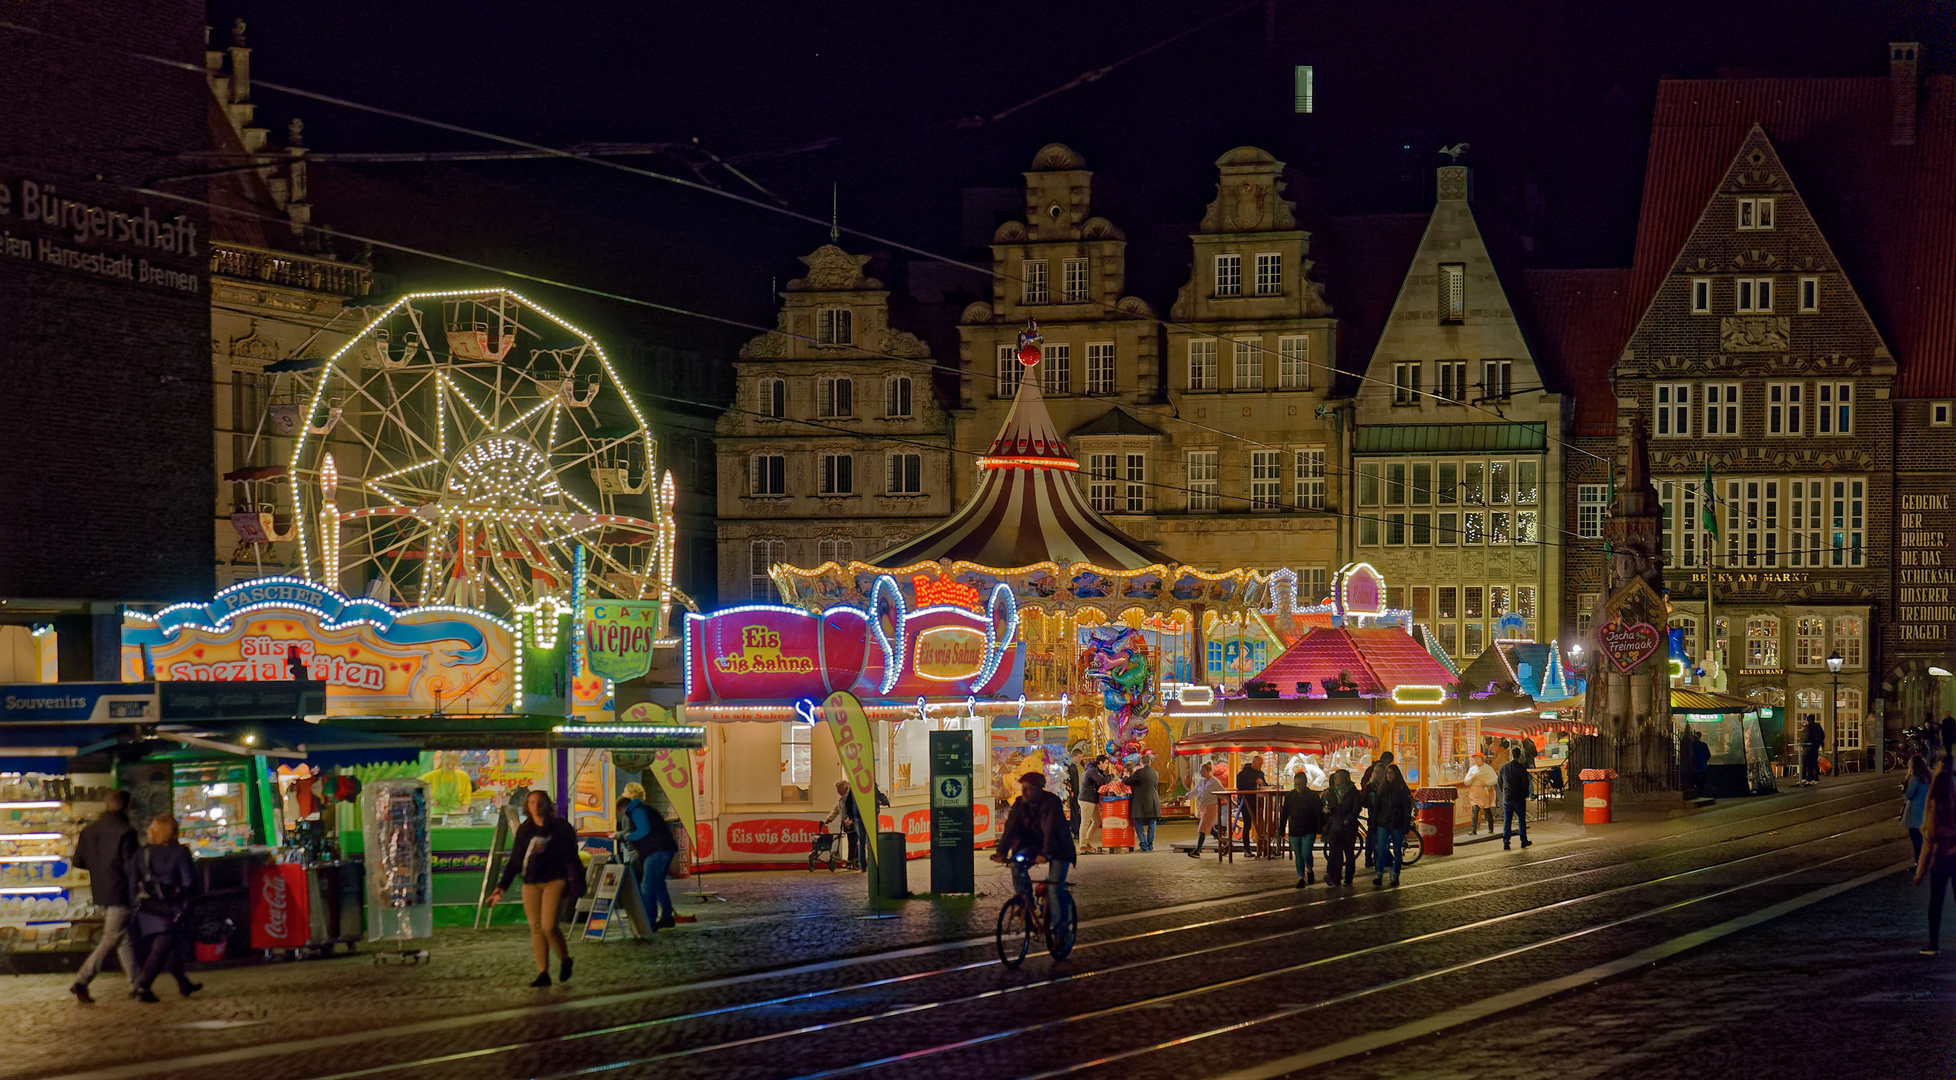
(1255, 627), (1455, 698)
(1524, 268), (1632, 439)
(1629, 75), (1956, 396)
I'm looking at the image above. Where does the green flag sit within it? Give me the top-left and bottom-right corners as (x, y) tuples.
(1701, 461), (1718, 540)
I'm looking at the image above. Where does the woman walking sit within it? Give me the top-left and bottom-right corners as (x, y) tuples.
(1917, 756), (1956, 956)
(618, 783), (679, 931)
(1187, 762), (1221, 857)
(1283, 772), (1327, 887)
(488, 790), (581, 986)
(127, 814), (201, 1002)
(1322, 769), (1361, 888)
(1370, 763), (1414, 888)
(1905, 756), (1932, 861)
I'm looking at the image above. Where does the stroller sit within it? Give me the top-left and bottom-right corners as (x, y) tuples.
(808, 830), (847, 872)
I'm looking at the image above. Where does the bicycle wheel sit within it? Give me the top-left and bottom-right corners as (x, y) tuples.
(1044, 890), (1077, 960)
(996, 897), (1031, 968)
(1401, 827), (1424, 867)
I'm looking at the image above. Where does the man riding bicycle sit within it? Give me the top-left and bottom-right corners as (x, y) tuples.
(992, 771), (1076, 912)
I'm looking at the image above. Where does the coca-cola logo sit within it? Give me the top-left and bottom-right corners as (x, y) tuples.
(260, 870), (289, 940)
(1598, 619), (1662, 673)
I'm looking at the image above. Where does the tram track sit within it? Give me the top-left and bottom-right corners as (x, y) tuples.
(41, 777), (1899, 1080)
(302, 787), (1903, 1080)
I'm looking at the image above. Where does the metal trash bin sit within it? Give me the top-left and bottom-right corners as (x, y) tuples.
(875, 832), (908, 900)
(1412, 787), (1458, 857)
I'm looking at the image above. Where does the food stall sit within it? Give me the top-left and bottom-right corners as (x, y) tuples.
(1171, 723), (1378, 860)
(1672, 687), (1778, 798)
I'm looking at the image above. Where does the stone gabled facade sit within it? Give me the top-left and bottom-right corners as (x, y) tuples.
(718, 245), (953, 601)
(1616, 125), (1893, 758)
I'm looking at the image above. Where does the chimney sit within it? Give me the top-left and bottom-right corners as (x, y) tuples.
(1890, 42), (1921, 146)
(1436, 165), (1471, 203)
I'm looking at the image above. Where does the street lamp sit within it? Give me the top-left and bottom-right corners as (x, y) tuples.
(1826, 649), (1845, 777)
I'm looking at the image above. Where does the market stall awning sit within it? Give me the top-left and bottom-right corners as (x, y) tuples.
(1254, 627), (1458, 697)
(0, 725), (127, 772)
(1672, 687), (1757, 714)
(1172, 723), (1376, 757)
(157, 720), (420, 767)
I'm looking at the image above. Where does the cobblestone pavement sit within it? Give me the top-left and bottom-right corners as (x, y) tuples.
(8, 773), (1922, 1080)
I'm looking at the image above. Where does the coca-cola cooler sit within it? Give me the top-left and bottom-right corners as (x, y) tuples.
(251, 861), (363, 956)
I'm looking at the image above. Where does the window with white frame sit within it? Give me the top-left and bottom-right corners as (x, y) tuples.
(818, 375), (854, 418)
(1439, 263), (1466, 323)
(1043, 343), (1071, 394)
(816, 307), (853, 346)
(1278, 336), (1310, 389)
(1577, 593), (1598, 639)
(1293, 64), (1314, 113)
(1234, 339), (1262, 389)
(1254, 252), (1282, 296)
(1799, 276), (1820, 312)
(885, 376), (912, 418)
(1124, 453), (1147, 512)
(1703, 382), (1740, 435)
(1436, 360), (1467, 402)
(1737, 197), (1775, 230)
(1465, 587), (1485, 620)
(1410, 511), (1432, 545)
(818, 537), (854, 564)
(1935, 402), (1953, 427)
(1578, 484), (1607, 538)
(1461, 461), (1484, 505)
(1061, 258), (1089, 303)
(996, 344), (1022, 397)
(1393, 362), (1421, 404)
(1021, 259), (1048, 305)
(1830, 477), (1865, 567)
(1188, 339), (1218, 390)
(1767, 383), (1802, 435)
(818, 452), (854, 495)
(1411, 462), (1433, 506)
(886, 452), (921, 494)
(1515, 460), (1538, 504)
(1086, 342), (1115, 393)
(1738, 478), (1780, 567)
(1836, 688), (1863, 749)
(749, 539), (784, 599)
(1251, 451), (1283, 510)
(750, 452), (786, 496)
(1745, 616), (1780, 668)
(1186, 450), (1218, 511)
(1294, 448), (1325, 510)
(1834, 615), (1864, 667)
(758, 377), (786, 419)
(1817, 382), (1851, 434)
(1794, 616), (1827, 667)
(1358, 462), (1380, 506)
(1788, 478), (1824, 567)
(1087, 454), (1118, 512)
(1736, 277), (1774, 312)
(1214, 254), (1242, 297)
(1722, 479), (1743, 565)
(1691, 278), (1712, 313)
(1484, 359), (1513, 399)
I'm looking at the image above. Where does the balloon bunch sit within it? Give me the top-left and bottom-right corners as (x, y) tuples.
(1085, 625), (1157, 766)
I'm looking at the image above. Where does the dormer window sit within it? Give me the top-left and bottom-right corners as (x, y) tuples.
(1214, 254), (1242, 297)
(816, 307), (853, 347)
(1737, 197), (1775, 231)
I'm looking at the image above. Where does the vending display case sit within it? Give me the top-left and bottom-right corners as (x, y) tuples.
(361, 778), (432, 945)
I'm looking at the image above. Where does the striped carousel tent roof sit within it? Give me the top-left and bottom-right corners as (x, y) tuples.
(868, 332), (1175, 570)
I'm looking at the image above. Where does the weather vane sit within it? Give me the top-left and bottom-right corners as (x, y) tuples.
(1440, 142), (1470, 161)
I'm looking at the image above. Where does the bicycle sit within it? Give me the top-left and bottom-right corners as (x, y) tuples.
(993, 851), (1076, 967)
(1324, 821), (1423, 867)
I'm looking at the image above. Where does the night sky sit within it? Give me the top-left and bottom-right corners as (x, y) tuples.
(221, 0), (1951, 363)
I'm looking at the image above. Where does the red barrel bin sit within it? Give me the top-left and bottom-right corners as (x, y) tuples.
(1412, 788), (1458, 857)
(1100, 796), (1135, 851)
(1580, 769), (1616, 824)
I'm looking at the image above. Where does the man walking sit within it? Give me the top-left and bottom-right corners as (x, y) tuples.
(1235, 754), (1268, 856)
(1802, 715), (1826, 786)
(69, 790), (139, 1003)
(1322, 769), (1361, 886)
(1129, 755), (1161, 852)
(1499, 747), (1533, 849)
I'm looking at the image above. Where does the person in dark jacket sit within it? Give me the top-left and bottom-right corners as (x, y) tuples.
(69, 790), (139, 1003)
(127, 814), (200, 1002)
(1080, 756), (1109, 853)
(1520, 737), (1539, 769)
(1499, 747), (1533, 848)
(1942, 714), (1956, 758)
(1359, 752), (1394, 868)
(1282, 773), (1327, 887)
(1801, 715), (1826, 786)
(1065, 759), (1082, 837)
(488, 790), (581, 987)
(1236, 755), (1269, 855)
(618, 782), (679, 931)
(1370, 764), (1414, 887)
(1687, 730), (1712, 798)
(993, 772), (1077, 919)
(1129, 757), (1162, 852)
(1321, 769), (1362, 887)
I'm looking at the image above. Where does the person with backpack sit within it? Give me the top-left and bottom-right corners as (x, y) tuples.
(488, 790), (581, 987)
(126, 814), (201, 1003)
(618, 782), (678, 931)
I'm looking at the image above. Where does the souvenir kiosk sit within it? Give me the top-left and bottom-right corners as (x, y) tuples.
(722, 324), (1262, 861)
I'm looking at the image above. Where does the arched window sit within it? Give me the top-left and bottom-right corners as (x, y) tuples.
(1745, 616), (1780, 668)
(1833, 615), (1864, 668)
(1794, 616), (1827, 667)
(1835, 687), (1863, 749)
(1752, 685), (1788, 709)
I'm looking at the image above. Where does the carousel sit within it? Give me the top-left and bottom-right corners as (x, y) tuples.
(682, 323), (1264, 863)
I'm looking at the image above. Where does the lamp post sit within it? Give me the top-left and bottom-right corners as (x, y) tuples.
(1826, 649), (1845, 777)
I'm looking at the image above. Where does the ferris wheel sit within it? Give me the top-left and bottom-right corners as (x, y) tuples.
(287, 289), (684, 618)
